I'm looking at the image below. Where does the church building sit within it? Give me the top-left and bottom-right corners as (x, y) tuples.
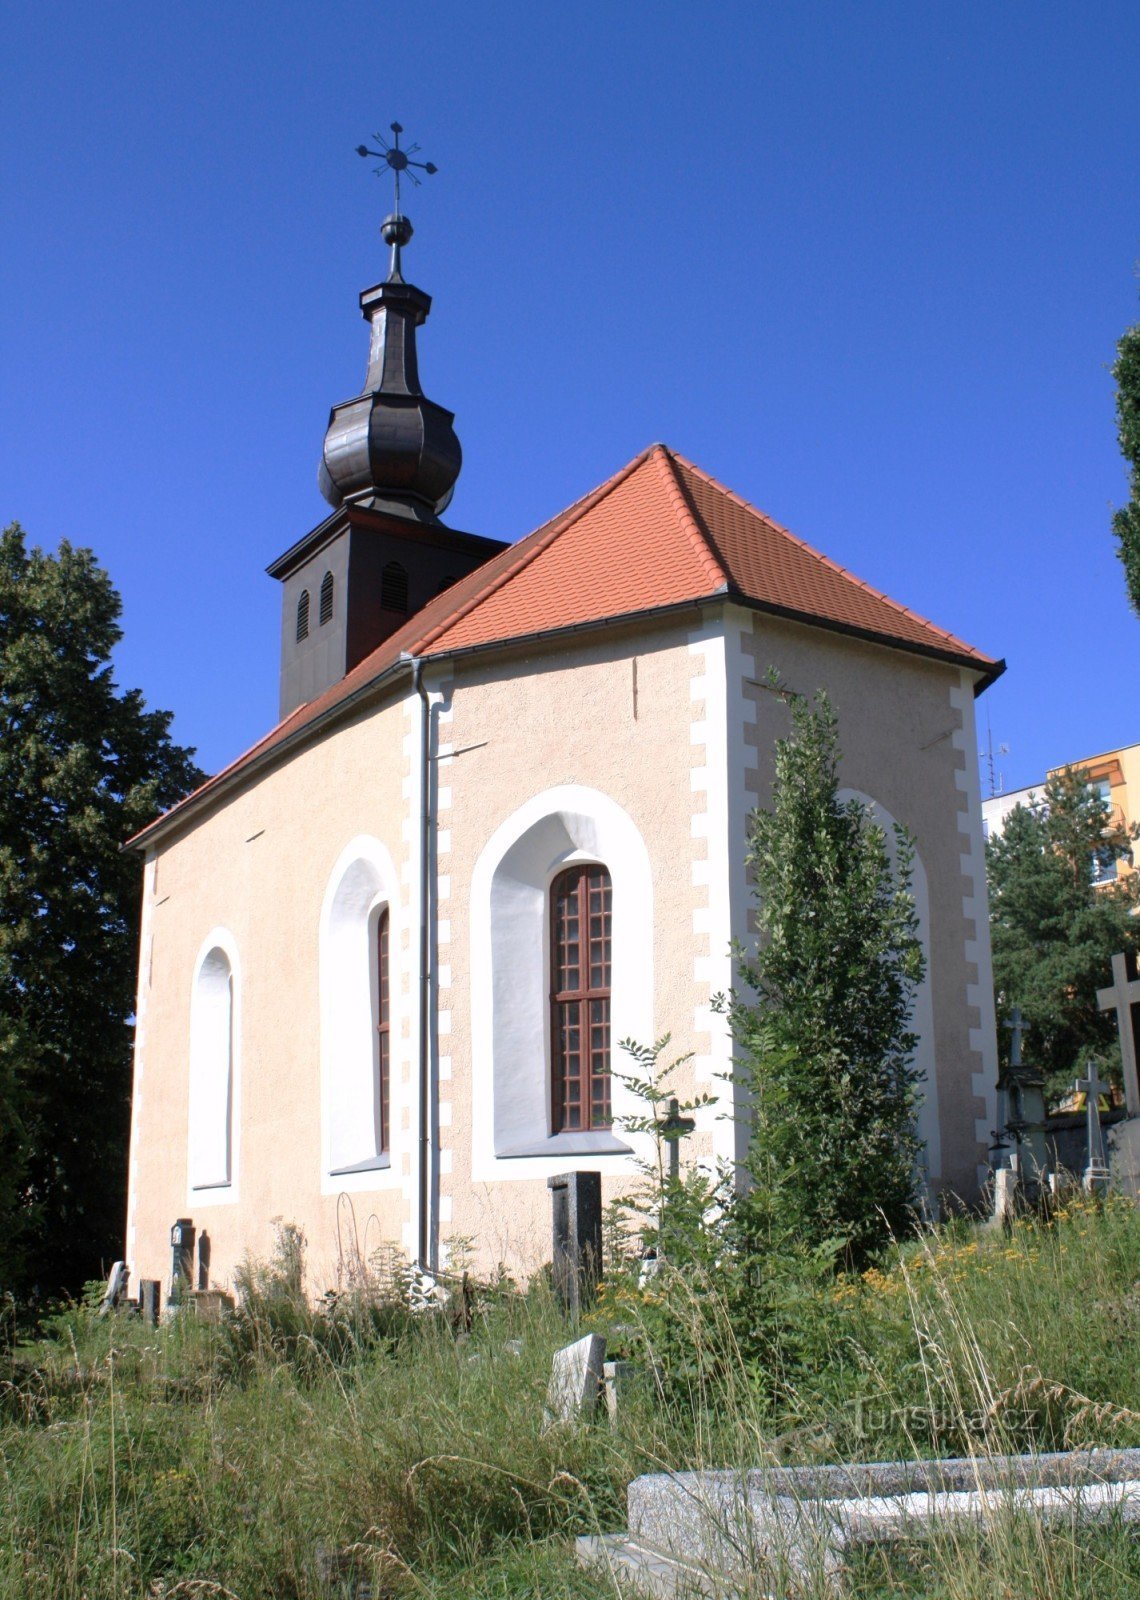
(125, 199), (1003, 1294)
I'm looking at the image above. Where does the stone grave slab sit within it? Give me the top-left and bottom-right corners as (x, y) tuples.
(542, 1333), (605, 1429)
(580, 1448), (1140, 1596)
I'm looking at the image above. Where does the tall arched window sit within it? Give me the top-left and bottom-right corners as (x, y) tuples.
(319, 570), (334, 626)
(320, 838), (399, 1184)
(375, 906), (390, 1154)
(188, 941), (237, 1191)
(296, 589), (310, 641)
(381, 561), (409, 614)
(550, 864), (613, 1132)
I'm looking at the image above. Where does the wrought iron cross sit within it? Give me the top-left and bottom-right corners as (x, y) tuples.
(356, 122), (437, 218)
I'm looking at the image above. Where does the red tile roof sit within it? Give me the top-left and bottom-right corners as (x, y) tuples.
(130, 444), (1001, 847)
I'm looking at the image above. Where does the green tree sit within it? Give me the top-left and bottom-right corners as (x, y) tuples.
(1112, 321), (1140, 614)
(0, 525), (202, 1299)
(987, 766), (1139, 1103)
(722, 682), (925, 1271)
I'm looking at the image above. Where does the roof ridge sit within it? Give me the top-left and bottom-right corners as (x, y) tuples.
(654, 445), (728, 589)
(668, 449), (981, 658)
(412, 443), (660, 655)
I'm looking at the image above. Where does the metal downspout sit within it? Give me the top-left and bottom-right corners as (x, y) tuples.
(410, 656), (435, 1273)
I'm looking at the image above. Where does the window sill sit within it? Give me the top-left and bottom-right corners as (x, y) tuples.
(495, 1131), (632, 1159)
(328, 1154), (391, 1177)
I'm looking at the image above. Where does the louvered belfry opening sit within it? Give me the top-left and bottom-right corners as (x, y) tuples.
(381, 561), (409, 615)
(319, 570), (334, 626)
(550, 864), (613, 1133)
(296, 590), (310, 641)
(376, 907), (390, 1154)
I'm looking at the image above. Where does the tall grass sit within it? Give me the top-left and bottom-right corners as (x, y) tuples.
(1, 1198), (1139, 1598)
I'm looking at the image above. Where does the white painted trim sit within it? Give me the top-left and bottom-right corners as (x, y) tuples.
(186, 926), (241, 1207)
(318, 834), (404, 1196)
(689, 614), (739, 1169)
(950, 673), (999, 1187)
(469, 784), (653, 1183)
(125, 850), (158, 1270)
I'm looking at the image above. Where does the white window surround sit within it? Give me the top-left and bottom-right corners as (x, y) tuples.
(187, 927), (240, 1205)
(470, 785), (653, 1183)
(319, 835), (403, 1194)
(838, 789), (941, 1189)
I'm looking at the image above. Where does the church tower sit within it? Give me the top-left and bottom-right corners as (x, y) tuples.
(268, 155), (505, 718)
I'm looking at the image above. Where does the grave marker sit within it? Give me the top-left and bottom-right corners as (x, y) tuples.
(543, 1332), (606, 1429)
(98, 1260), (128, 1318)
(548, 1171), (602, 1320)
(1076, 1059), (1111, 1193)
(1096, 952), (1140, 1116)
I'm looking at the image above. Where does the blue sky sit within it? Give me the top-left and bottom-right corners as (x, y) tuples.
(2, 1), (1138, 791)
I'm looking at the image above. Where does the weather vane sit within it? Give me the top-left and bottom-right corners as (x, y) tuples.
(356, 122), (437, 219)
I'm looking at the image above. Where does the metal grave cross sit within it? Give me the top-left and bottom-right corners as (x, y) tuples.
(1096, 952), (1140, 1116)
(661, 1096), (697, 1182)
(1075, 1058), (1110, 1187)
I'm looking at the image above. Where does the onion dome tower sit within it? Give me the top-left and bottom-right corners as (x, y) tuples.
(317, 209), (462, 521)
(267, 126), (505, 719)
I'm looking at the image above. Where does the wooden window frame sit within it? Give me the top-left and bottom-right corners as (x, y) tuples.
(549, 863), (613, 1134)
(375, 906), (390, 1155)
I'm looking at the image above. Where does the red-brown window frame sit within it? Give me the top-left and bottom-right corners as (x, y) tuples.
(550, 863), (613, 1133)
(375, 906), (390, 1155)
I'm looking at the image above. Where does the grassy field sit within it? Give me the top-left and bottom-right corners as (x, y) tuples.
(2, 1196), (1140, 1599)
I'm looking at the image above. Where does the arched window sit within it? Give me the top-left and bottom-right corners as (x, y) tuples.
(381, 561), (409, 614)
(296, 589), (310, 641)
(376, 906), (391, 1154)
(469, 785), (651, 1171)
(319, 570), (334, 626)
(320, 838), (399, 1184)
(188, 939), (237, 1192)
(550, 865), (613, 1131)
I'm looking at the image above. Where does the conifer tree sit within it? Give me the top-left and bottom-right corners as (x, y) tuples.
(723, 683), (924, 1269)
(0, 525), (202, 1297)
(1113, 322), (1140, 614)
(987, 766), (1139, 1102)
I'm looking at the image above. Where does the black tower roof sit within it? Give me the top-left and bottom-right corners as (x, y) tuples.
(317, 210), (462, 522)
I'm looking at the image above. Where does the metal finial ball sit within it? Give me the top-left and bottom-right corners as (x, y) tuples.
(380, 213), (414, 248)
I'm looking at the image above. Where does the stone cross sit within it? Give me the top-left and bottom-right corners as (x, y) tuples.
(1004, 1007), (1025, 1069)
(1096, 952), (1140, 1116)
(661, 1096), (696, 1182)
(1076, 1059), (1111, 1191)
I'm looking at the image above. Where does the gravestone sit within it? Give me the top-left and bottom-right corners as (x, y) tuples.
(990, 1166), (1019, 1230)
(543, 1332), (606, 1429)
(548, 1171), (602, 1320)
(138, 1279), (161, 1326)
(582, 1448), (1140, 1595)
(1096, 952), (1140, 1116)
(98, 1260), (128, 1317)
(1076, 1060), (1111, 1193)
(603, 1359), (643, 1423)
(170, 1217), (195, 1293)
